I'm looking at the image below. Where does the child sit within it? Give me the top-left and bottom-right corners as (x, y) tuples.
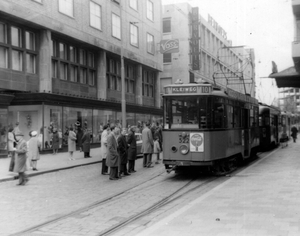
(153, 138), (161, 164)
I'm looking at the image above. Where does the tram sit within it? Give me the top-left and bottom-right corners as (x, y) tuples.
(162, 82), (260, 174)
(258, 103), (280, 150)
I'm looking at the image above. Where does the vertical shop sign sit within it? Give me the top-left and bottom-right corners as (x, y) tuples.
(191, 7), (199, 70)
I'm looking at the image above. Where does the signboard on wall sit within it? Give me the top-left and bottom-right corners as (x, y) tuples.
(160, 39), (179, 54)
(190, 7), (200, 70)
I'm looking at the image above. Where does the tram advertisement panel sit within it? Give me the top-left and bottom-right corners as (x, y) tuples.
(190, 133), (204, 152)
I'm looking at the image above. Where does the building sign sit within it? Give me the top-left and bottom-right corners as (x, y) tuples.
(160, 39), (179, 54)
(190, 7), (200, 71)
(208, 14), (227, 40)
(190, 133), (204, 152)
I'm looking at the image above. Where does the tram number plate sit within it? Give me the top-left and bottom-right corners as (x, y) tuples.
(179, 136), (189, 143)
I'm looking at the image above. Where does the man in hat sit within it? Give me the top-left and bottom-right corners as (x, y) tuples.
(13, 132), (29, 185)
(142, 121), (154, 168)
(27, 130), (42, 171)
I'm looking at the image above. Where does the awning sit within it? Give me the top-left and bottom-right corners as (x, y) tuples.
(269, 66), (300, 88)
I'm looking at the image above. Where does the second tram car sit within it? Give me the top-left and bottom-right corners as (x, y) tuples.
(162, 83), (260, 174)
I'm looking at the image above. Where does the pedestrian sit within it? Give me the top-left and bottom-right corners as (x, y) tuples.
(27, 130), (42, 171)
(100, 124), (110, 175)
(118, 128), (130, 177)
(82, 129), (91, 158)
(106, 126), (120, 180)
(154, 125), (163, 162)
(13, 132), (29, 186)
(58, 128), (62, 148)
(68, 127), (76, 160)
(7, 127), (16, 158)
(76, 126), (83, 152)
(291, 126), (298, 143)
(52, 128), (59, 155)
(127, 126), (137, 173)
(153, 138), (161, 164)
(142, 121), (154, 168)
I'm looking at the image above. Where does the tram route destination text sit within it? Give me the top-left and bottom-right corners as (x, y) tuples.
(171, 86), (210, 94)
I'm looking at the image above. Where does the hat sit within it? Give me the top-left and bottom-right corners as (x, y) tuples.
(15, 132), (24, 137)
(75, 121), (81, 126)
(31, 131), (38, 136)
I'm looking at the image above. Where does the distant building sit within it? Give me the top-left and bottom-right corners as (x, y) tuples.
(160, 3), (256, 99)
(0, 0), (163, 155)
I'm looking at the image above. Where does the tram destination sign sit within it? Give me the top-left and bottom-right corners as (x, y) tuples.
(171, 86), (211, 94)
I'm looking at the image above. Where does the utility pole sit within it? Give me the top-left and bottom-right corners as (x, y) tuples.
(120, 2), (126, 129)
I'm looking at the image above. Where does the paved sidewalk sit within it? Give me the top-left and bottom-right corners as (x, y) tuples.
(0, 147), (102, 182)
(139, 140), (300, 236)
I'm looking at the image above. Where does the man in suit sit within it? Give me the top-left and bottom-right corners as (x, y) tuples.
(142, 121), (154, 168)
(118, 128), (130, 177)
(106, 126), (120, 180)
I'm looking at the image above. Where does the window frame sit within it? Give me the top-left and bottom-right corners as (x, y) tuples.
(130, 23), (139, 48)
(58, 0), (74, 18)
(163, 18), (171, 33)
(146, 0), (154, 21)
(129, 0), (138, 11)
(112, 13), (121, 40)
(89, 1), (102, 31)
(146, 33), (155, 55)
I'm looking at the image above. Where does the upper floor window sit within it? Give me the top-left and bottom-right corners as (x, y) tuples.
(129, 0), (138, 11)
(163, 53), (171, 64)
(112, 13), (121, 39)
(147, 33), (154, 55)
(59, 0), (74, 17)
(147, 0), (154, 21)
(0, 23), (7, 43)
(130, 23), (138, 47)
(142, 70), (155, 97)
(11, 26), (22, 47)
(25, 31), (36, 50)
(163, 18), (171, 33)
(90, 1), (102, 30)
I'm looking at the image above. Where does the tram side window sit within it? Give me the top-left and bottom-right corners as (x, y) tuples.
(227, 105), (233, 128)
(199, 98), (207, 128)
(234, 106), (241, 127)
(213, 102), (225, 128)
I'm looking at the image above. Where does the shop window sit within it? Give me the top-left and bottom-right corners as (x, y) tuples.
(0, 108), (8, 155)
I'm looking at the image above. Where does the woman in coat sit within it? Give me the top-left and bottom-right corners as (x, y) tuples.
(68, 127), (76, 160)
(127, 127), (137, 173)
(81, 129), (91, 158)
(13, 132), (29, 185)
(27, 131), (41, 171)
(52, 128), (59, 155)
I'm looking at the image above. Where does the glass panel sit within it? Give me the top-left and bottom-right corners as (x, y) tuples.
(88, 52), (94, 67)
(92, 109), (111, 143)
(147, 33), (154, 54)
(52, 60), (58, 78)
(129, 0), (138, 10)
(147, 0), (154, 21)
(26, 53), (36, 73)
(60, 62), (68, 80)
(0, 23), (7, 43)
(43, 105), (63, 150)
(79, 49), (86, 65)
(80, 68), (87, 84)
(70, 65), (78, 82)
(88, 70), (95, 86)
(0, 46), (8, 68)
(59, 43), (67, 60)
(12, 50), (23, 71)
(130, 24), (138, 47)
(59, 0), (74, 17)
(25, 31), (35, 50)
(11, 26), (22, 47)
(163, 18), (171, 33)
(90, 1), (101, 30)
(69, 46), (77, 62)
(170, 97), (198, 129)
(112, 13), (121, 39)
(0, 108), (8, 155)
(213, 101), (225, 128)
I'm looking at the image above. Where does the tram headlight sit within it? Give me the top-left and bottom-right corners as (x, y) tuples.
(179, 145), (189, 155)
(171, 146), (177, 153)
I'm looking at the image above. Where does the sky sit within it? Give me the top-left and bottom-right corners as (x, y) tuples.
(161, 0), (294, 105)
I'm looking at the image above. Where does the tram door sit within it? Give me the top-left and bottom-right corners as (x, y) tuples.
(243, 108), (250, 157)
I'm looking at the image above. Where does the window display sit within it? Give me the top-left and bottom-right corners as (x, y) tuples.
(0, 108), (8, 155)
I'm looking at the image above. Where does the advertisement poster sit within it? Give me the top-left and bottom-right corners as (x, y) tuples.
(190, 133), (204, 152)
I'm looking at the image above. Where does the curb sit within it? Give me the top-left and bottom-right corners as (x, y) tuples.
(0, 160), (102, 183)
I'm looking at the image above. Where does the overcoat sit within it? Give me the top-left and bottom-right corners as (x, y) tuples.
(141, 127), (153, 154)
(127, 132), (137, 161)
(117, 134), (128, 164)
(81, 131), (91, 153)
(100, 130), (109, 160)
(13, 138), (28, 173)
(52, 132), (59, 149)
(76, 129), (83, 148)
(68, 131), (76, 152)
(106, 133), (119, 167)
(7, 132), (15, 151)
(27, 136), (41, 161)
